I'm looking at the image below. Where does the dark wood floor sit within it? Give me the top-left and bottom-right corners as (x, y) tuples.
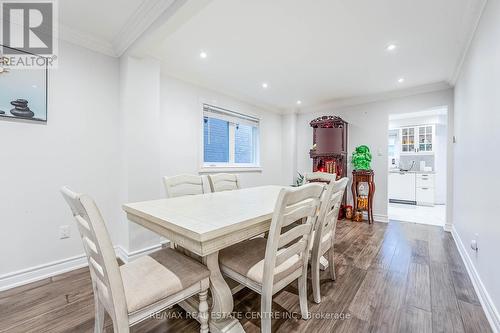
(0, 221), (492, 333)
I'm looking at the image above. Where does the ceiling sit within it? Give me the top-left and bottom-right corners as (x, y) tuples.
(60, 0), (485, 112)
(150, 0), (482, 111)
(59, 0), (143, 42)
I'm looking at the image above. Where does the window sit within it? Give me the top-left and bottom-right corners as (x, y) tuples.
(203, 104), (260, 168)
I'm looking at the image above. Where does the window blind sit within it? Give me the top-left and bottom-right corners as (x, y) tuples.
(203, 104), (260, 127)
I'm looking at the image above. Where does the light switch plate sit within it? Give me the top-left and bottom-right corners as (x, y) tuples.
(59, 225), (70, 239)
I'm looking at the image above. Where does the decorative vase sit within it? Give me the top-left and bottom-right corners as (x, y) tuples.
(353, 210), (363, 222)
(345, 205), (353, 219)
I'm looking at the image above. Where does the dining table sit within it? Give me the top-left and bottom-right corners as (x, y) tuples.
(122, 185), (286, 333)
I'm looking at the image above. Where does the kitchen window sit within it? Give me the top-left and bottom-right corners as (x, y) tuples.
(203, 104), (260, 169)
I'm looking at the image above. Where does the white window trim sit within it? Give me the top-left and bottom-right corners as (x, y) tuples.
(199, 166), (263, 173)
(200, 103), (261, 172)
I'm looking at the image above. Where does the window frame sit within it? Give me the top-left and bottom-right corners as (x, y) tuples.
(200, 104), (261, 172)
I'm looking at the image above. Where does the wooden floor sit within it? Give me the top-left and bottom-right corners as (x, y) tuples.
(0, 221), (492, 333)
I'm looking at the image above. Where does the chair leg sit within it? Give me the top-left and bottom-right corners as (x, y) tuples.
(328, 248), (336, 281)
(94, 297), (105, 333)
(198, 290), (209, 333)
(261, 291), (272, 333)
(311, 256), (321, 304)
(319, 256), (329, 271)
(298, 275), (309, 320)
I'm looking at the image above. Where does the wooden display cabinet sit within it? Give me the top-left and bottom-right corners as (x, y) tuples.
(309, 116), (348, 216)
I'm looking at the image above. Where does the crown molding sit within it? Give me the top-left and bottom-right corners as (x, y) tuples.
(59, 0), (180, 58)
(112, 0), (177, 57)
(450, 0), (488, 85)
(59, 24), (116, 57)
(298, 81), (452, 114)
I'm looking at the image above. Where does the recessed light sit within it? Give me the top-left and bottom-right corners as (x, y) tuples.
(386, 44), (397, 51)
(261, 82), (268, 89)
(398, 78), (405, 83)
(296, 100), (302, 105)
(199, 51), (207, 59)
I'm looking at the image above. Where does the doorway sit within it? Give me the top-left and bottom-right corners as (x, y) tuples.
(387, 108), (448, 226)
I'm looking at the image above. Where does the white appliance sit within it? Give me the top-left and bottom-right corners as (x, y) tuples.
(388, 172), (416, 203)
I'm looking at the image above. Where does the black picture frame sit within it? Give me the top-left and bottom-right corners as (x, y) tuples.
(0, 45), (48, 123)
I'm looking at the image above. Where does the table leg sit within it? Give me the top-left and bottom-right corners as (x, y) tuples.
(369, 180), (375, 224)
(204, 252), (244, 333)
(351, 179), (357, 212)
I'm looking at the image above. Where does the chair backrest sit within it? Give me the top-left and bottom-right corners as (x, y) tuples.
(304, 172), (336, 183)
(60, 187), (128, 329)
(208, 173), (240, 192)
(163, 174), (206, 198)
(313, 177), (349, 254)
(262, 183), (324, 291)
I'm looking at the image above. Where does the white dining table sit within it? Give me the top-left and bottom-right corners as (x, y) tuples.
(122, 185), (286, 333)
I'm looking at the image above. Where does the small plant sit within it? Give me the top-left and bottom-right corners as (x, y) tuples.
(295, 172), (305, 186)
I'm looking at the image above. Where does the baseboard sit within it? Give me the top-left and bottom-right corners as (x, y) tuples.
(115, 245), (129, 264)
(0, 254), (88, 292)
(452, 226), (500, 333)
(0, 241), (170, 292)
(373, 214), (389, 223)
(115, 241), (170, 263)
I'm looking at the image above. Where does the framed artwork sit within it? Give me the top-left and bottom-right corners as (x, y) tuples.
(0, 46), (48, 122)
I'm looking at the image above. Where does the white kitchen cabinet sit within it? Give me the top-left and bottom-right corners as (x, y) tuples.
(416, 174), (435, 206)
(400, 125), (435, 155)
(400, 127), (416, 153)
(416, 187), (435, 206)
(416, 173), (435, 188)
(388, 172), (416, 202)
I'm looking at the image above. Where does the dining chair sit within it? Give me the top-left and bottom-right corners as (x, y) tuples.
(218, 183), (324, 333)
(310, 177), (349, 304)
(163, 174), (208, 256)
(208, 173), (240, 192)
(60, 187), (210, 333)
(304, 171), (336, 183)
(163, 174), (208, 198)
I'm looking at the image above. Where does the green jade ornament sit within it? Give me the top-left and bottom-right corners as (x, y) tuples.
(352, 145), (372, 170)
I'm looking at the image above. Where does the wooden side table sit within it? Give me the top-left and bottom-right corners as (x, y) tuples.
(351, 170), (375, 224)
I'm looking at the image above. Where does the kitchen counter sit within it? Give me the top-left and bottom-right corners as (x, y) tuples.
(389, 170), (435, 174)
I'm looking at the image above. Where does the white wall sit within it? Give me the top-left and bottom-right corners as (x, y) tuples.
(295, 89), (454, 222)
(0, 48), (286, 284)
(434, 119), (447, 204)
(119, 56), (163, 252)
(159, 75), (285, 188)
(453, 0), (500, 323)
(0, 41), (122, 275)
(117, 69), (286, 252)
(281, 113), (298, 186)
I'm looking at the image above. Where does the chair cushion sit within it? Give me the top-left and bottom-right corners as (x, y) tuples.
(120, 248), (210, 314)
(219, 238), (302, 284)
